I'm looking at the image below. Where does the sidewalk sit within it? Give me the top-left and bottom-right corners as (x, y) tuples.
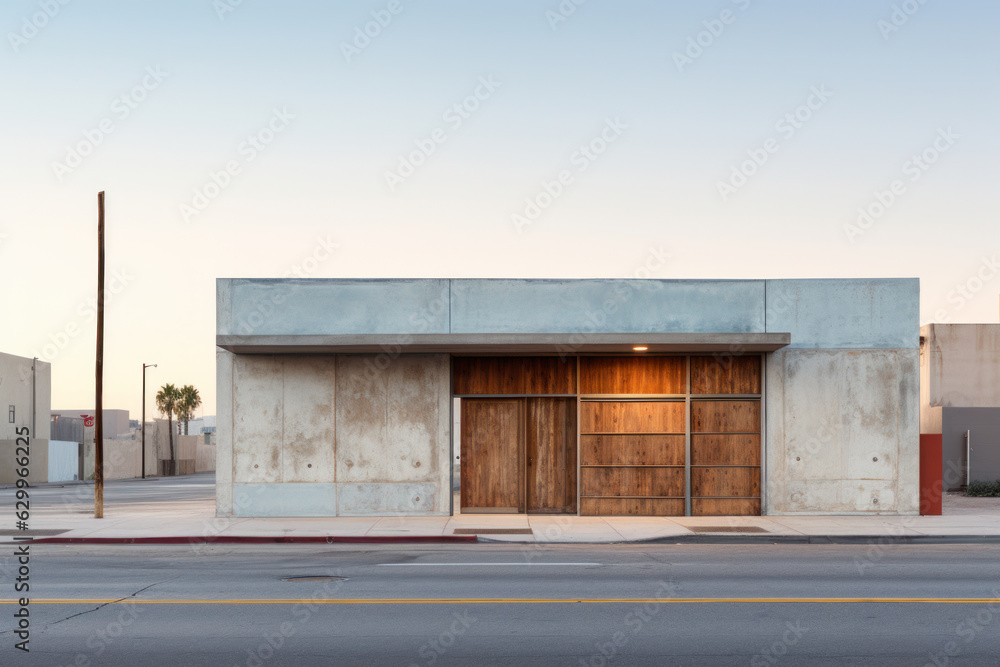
(5, 475), (1000, 545)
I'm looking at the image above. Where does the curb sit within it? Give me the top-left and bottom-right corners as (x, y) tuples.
(475, 534), (1000, 546)
(27, 535), (479, 545)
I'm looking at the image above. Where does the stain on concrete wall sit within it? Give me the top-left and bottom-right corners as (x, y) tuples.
(766, 348), (919, 514)
(219, 352), (449, 517)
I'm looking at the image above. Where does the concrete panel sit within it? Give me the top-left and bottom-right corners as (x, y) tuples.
(450, 279), (765, 334)
(765, 279), (919, 349)
(767, 348), (919, 514)
(217, 278), (233, 336)
(226, 279), (450, 336)
(233, 483), (337, 517)
(337, 482), (441, 516)
(282, 356), (337, 483)
(0, 438), (49, 484)
(232, 356), (283, 484)
(216, 350), (234, 494)
(335, 356), (389, 483)
(923, 324), (1000, 407)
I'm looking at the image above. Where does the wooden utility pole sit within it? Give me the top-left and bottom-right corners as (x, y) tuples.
(95, 191), (105, 519)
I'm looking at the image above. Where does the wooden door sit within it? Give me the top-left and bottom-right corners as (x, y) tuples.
(579, 400), (686, 516)
(460, 399), (524, 513)
(526, 398), (577, 514)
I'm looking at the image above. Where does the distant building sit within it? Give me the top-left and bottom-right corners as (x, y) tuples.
(920, 323), (1000, 488)
(51, 409), (130, 438)
(0, 351), (53, 484)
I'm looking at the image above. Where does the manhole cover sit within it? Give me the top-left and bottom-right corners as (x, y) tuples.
(453, 528), (534, 535)
(281, 576), (347, 583)
(0, 529), (69, 536)
(687, 526), (769, 533)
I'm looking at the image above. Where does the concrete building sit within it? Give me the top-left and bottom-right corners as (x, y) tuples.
(0, 352), (51, 484)
(216, 278), (920, 518)
(52, 408), (131, 438)
(920, 324), (1000, 488)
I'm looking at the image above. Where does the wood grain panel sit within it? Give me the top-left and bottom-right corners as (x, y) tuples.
(526, 398), (577, 514)
(453, 357), (520, 395)
(690, 355), (761, 395)
(690, 434), (761, 466)
(460, 399), (523, 511)
(691, 400), (760, 433)
(453, 357), (576, 395)
(581, 467), (684, 498)
(581, 498), (684, 516)
(581, 435), (685, 466)
(690, 467), (760, 498)
(580, 357), (686, 395)
(692, 498), (761, 516)
(522, 357), (577, 395)
(580, 401), (685, 434)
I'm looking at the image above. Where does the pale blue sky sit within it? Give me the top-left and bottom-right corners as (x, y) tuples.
(1, 1), (997, 416)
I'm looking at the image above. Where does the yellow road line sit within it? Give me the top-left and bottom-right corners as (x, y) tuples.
(1, 598), (998, 605)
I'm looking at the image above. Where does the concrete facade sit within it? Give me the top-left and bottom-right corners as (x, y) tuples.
(0, 352), (51, 484)
(218, 278), (920, 517)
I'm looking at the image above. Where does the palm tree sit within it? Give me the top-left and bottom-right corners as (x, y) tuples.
(155, 383), (180, 469)
(175, 385), (202, 436)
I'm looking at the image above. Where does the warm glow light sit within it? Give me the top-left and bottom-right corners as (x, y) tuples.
(633, 346), (648, 352)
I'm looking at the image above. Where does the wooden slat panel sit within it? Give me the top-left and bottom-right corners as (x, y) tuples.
(691, 434), (761, 466)
(581, 467), (684, 497)
(692, 498), (761, 516)
(690, 356), (761, 395)
(691, 400), (760, 433)
(580, 357), (686, 395)
(460, 399), (523, 511)
(580, 401), (685, 434)
(453, 357), (576, 395)
(691, 467), (760, 498)
(526, 398), (577, 514)
(453, 357), (520, 395)
(581, 498), (684, 516)
(581, 435), (685, 466)
(523, 357), (577, 395)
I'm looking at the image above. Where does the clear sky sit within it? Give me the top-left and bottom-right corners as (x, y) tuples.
(2, 0), (998, 420)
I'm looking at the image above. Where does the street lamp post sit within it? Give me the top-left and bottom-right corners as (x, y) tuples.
(142, 363), (157, 479)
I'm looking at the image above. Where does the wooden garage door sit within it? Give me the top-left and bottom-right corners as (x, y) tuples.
(580, 401), (686, 516)
(461, 399), (524, 512)
(690, 356), (762, 516)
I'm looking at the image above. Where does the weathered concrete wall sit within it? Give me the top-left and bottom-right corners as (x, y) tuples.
(196, 443), (216, 473)
(217, 351), (450, 517)
(921, 324), (1000, 408)
(763, 279), (920, 515)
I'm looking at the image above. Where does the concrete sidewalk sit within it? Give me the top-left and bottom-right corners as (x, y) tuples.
(5, 475), (1000, 544)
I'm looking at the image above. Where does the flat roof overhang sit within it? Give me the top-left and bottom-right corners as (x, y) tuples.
(216, 333), (791, 355)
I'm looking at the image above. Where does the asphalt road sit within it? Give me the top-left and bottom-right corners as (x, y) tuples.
(4, 543), (1000, 665)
